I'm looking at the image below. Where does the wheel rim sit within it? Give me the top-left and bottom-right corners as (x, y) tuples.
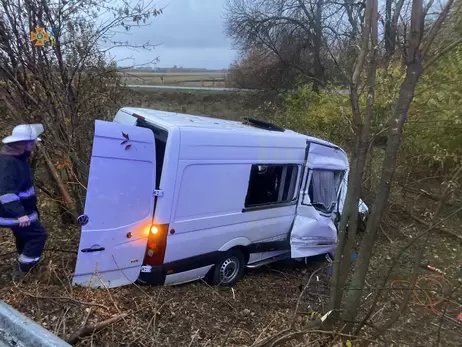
(219, 256), (240, 284)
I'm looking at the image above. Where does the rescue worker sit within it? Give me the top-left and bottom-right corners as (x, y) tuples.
(0, 124), (47, 274)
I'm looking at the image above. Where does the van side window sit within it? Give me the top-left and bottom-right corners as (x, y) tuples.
(306, 169), (344, 213)
(244, 164), (299, 209)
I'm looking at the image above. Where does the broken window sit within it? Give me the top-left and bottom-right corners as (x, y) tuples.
(244, 164), (299, 208)
(305, 169), (344, 213)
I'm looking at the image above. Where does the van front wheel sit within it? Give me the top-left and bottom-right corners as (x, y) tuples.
(211, 250), (245, 286)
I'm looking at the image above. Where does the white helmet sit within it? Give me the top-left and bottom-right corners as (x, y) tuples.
(2, 124), (44, 144)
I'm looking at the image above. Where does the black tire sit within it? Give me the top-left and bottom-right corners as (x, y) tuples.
(211, 249), (246, 286)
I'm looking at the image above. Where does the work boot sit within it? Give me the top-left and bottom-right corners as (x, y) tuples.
(18, 259), (40, 273)
(12, 263), (26, 279)
(12, 259), (40, 278)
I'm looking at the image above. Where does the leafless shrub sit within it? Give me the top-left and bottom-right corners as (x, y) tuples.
(0, 0), (161, 219)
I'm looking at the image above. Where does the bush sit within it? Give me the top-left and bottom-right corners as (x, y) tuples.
(269, 55), (461, 174)
(403, 47), (462, 171)
(268, 86), (353, 148)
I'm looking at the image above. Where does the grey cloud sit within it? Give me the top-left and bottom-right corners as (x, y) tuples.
(104, 0), (236, 68)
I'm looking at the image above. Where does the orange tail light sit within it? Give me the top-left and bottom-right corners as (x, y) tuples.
(143, 224), (169, 266)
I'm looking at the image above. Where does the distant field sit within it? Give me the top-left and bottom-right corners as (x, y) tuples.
(120, 71), (228, 88)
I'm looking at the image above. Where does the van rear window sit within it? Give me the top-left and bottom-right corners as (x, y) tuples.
(244, 164), (299, 208)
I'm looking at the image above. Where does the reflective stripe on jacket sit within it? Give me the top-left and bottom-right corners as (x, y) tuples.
(0, 152), (38, 227)
(0, 211), (39, 226)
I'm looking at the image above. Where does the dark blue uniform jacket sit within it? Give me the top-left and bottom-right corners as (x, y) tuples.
(0, 152), (39, 227)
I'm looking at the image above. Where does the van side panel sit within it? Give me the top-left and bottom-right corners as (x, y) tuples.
(165, 161), (297, 264)
(163, 128), (306, 274)
(174, 163), (250, 220)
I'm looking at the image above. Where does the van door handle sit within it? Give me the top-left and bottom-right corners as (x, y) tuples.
(81, 246), (105, 253)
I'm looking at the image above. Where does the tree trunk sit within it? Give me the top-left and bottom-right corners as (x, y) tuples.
(312, 0), (325, 92)
(329, 0), (377, 320)
(38, 144), (79, 221)
(341, 44), (424, 334)
(329, 146), (359, 318)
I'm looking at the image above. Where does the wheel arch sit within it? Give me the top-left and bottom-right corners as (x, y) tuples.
(218, 237), (251, 252)
(218, 237), (251, 264)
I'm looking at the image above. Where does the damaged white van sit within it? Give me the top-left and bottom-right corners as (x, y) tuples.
(73, 108), (367, 288)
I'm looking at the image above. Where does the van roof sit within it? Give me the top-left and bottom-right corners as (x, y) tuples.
(121, 107), (294, 132)
(119, 107), (342, 150)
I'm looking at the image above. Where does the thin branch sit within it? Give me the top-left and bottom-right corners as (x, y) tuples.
(67, 313), (128, 344)
(420, 0), (455, 55)
(19, 291), (110, 310)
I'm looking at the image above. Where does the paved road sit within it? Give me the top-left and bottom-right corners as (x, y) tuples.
(126, 84), (255, 92)
(126, 84), (351, 94)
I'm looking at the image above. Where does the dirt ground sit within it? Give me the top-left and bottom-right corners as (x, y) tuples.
(0, 89), (461, 346)
(0, 209), (331, 346)
(0, 190), (460, 347)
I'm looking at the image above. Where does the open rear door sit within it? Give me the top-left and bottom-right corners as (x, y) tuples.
(73, 120), (156, 288)
(290, 142), (347, 258)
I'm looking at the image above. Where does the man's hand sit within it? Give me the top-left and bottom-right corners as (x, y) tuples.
(18, 215), (31, 227)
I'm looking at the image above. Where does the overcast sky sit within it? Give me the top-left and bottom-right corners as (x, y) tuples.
(106, 0), (237, 69)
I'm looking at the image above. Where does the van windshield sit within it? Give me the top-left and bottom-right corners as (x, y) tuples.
(304, 169), (344, 213)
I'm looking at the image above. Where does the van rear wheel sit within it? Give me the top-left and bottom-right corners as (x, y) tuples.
(211, 249), (245, 286)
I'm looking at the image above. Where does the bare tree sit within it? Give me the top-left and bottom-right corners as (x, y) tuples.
(225, 0), (365, 91)
(0, 0), (160, 220)
(329, 0), (460, 335)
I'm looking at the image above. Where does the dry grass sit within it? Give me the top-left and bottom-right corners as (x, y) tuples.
(1, 197), (460, 346)
(0, 205), (332, 346)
